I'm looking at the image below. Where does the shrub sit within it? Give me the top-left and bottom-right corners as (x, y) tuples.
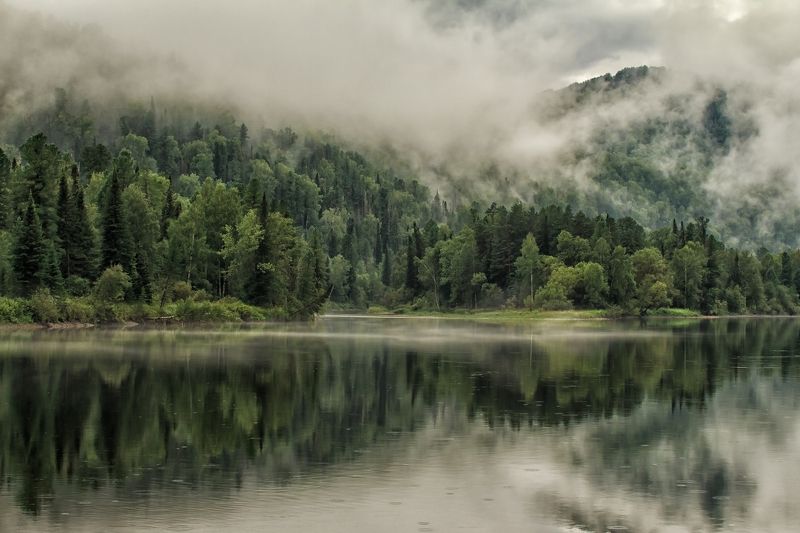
(534, 283), (573, 311)
(62, 297), (96, 323)
(604, 305), (627, 319)
(65, 276), (92, 297)
(128, 302), (160, 320)
(190, 288), (211, 302)
(94, 266), (132, 304)
(220, 298), (267, 321)
(172, 281), (193, 301)
(30, 288), (62, 323)
(710, 299), (729, 316)
(479, 283), (504, 308)
(0, 297), (33, 324)
(174, 298), (269, 322)
(175, 300), (239, 322)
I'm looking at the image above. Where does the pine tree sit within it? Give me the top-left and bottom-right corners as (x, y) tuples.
(70, 173), (96, 279)
(131, 250), (152, 301)
(14, 195), (47, 295)
(57, 173), (73, 277)
(405, 235), (418, 294)
(382, 249), (392, 287)
(248, 193), (272, 306)
(0, 148), (10, 230)
(102, 172), (125, 268)
(781, 251), (793, 287)
(161, 181), (177, 239)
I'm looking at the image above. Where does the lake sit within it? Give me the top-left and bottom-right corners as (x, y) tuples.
(1, 317), (799, 532)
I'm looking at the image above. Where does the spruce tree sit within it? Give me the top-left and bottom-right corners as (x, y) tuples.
(102, 172), (125, 268)
(130, 251), (152, 301)
(248, 193), (272, 306)
(70, 173), (96, 279)
(405, 235), (418, 294)
(781, 251), (793, 287)
(57, 173), (73, 277)
(0, 148), (10, 229)
(382, 249), (392, 287)
(14, 195), (47, 295)
(161, 181), (177, 239)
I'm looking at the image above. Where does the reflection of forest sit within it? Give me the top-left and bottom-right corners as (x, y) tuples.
(1, 319), (799, 522)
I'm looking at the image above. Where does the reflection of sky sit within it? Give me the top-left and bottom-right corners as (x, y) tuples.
(3, 374), (799, 532)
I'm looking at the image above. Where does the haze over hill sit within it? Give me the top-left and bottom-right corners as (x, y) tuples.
(2, 0), (800, 246)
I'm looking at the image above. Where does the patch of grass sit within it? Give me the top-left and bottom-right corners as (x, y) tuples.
(649, 308), (701, 317)
(173, 298), (270, 322)
(364, 307), (707, 323)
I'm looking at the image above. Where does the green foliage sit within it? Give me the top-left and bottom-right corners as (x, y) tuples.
(671, 242), (706, 309)
(61, 297), (95, 322)
(221, 209), (264, 298)
(13, 196), (48, 295)
(0, 297), (33, 323)
(174, 298), (267, 322)
(29, 288), (61, 323)
(514, 233), (542, 309)
(632, 247), (672, 314)
(94, 265), (132, 305)
(3, 112), (800, 323)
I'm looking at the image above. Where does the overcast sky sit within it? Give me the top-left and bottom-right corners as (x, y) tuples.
(5, 0), (771, 87)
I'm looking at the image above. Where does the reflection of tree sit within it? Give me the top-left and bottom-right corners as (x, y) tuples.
(0, 319), (799, 522)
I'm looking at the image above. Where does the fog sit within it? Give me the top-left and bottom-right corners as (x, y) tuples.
(2, 0), (800, 232)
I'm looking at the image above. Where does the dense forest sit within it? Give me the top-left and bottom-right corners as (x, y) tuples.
(1, 90), (800, 322)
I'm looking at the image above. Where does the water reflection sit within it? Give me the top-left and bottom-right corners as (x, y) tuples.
(1, 318), (799, 531)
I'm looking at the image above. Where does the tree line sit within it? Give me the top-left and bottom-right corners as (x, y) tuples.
(1, 98), (799, 320)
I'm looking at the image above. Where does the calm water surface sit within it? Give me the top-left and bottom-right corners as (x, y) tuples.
(1, 317), (799, 532)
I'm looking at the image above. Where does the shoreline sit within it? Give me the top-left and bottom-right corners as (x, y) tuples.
(0, 311), (798, 332)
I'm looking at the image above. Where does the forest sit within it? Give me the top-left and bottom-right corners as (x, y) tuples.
(1, 93), (800, 323)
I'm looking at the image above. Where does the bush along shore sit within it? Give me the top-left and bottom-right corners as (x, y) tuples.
(0, 275), (293, 326)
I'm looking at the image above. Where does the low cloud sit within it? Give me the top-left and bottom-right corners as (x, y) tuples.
(2, 0), (800, 242)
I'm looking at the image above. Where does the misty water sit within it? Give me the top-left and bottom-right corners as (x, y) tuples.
(1, 317), (800, 532)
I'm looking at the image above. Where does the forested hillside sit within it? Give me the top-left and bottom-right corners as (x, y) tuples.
(1, 88), (800, 322)
(437, 66), (799, 250)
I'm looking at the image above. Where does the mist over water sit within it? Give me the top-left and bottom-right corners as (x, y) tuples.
(1, 317), (800, 532)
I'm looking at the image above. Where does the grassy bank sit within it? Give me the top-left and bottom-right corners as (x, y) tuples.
(0, 294), (282, 326)
(361, 306), (703, 322)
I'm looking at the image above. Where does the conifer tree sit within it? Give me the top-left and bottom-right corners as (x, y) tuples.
(57, 173), (73, 277)
(405, 235), (418, 293)
(14, 195), (47, 295)
(70, 172), (96, 279)
(248, 193), (272, 305)
(0, 148), (10, 230)
(161, 181), (177, 239)
(382, 249), (392, 287)
(102, 172), (125, 268)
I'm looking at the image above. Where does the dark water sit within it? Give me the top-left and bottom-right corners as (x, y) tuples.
(1, 317), (799, 532)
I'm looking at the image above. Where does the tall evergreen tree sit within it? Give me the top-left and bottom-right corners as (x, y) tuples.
(57, 173), (74, 277)
(14, 195), (47, 295)
(781, 251), (794, 287)
(248, 193), (272, 305)
(102, 172), (125, 268)
(0, 148), (10, 230)
(161, 181), (178, 239)
(405, 235), (419, 294)
(69, 172), (96, 279)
